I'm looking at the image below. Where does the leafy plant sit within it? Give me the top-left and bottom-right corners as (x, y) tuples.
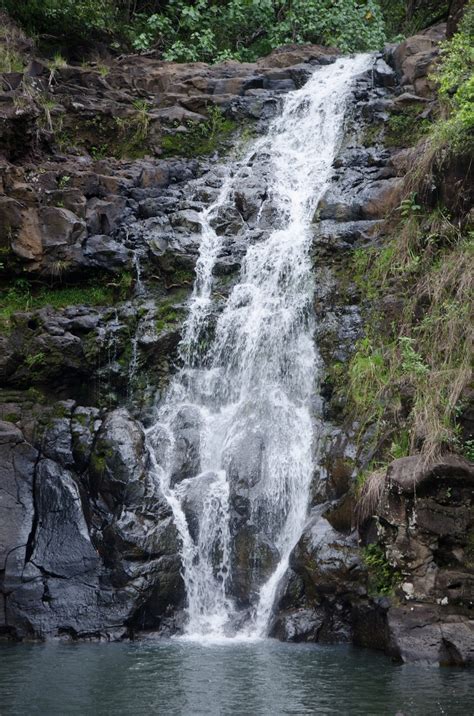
(430, 2), (474, 151)
(399, 336), (429, 377)
(25, 351), (46, 368)
(57, 174), (71, 189)
(463, 439), (474, 463)
(399, 193), (421, 219)
(363, 543), (402, 596)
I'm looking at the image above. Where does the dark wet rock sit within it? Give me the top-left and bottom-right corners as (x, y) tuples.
(373, 58), (396, 87)
(353, 602), (474, 666)
(234, 174), (267, 221)
(0, 407), (183, 640)
(82, 234), (131, 270)
(181, 471), (218, 542)
(169, 406), (202, 486)
(90, 408), (150, 507)
(148, 225), (200, 275)
(31, 458), (101, 577)
(390, 24), (446, 98)
(230, 527), (279, 607)
(272, 508), (365, 644)
(271, 607), (325, 642)
(316, 178), (403, 222)
(226, 431), (265, 526)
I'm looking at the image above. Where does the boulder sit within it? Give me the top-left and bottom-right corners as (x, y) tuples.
(90, 408), (150, 508)
(386, 605), (474, 666)
(83, 234), (131, 270)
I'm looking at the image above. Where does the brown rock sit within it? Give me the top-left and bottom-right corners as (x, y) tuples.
(39, 206), (87, 248)
(387, 454), (474, 493)
(360, 178), (403, 219)
(0, 196), (22, 248)
(11, 207), (42, 261)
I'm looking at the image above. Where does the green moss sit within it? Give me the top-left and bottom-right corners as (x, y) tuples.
(161, 107), (236, 158)
(155, 291), (188, 333)
(74, 412), (88, 427)
(25, 352), (46, 369)
(90, 453), (106, 475)
(361, 122), (384, 147)
(117, 342), (132, 367)
(25, 387), (46, 403)
(60, 107), (152, 160)
(51, 403), (70, 419)
(170, 268), (195, 285)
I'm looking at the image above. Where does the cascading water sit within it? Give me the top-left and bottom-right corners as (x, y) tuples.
(146, 54), (373, 640)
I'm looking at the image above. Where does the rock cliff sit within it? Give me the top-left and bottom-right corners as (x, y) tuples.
(0, 17), (472, 664)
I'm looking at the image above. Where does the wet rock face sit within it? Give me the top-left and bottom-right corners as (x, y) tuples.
(0, 408), (183, 640)
(271, 508), (364, 643)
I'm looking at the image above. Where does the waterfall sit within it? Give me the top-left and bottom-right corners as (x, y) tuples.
(146, 54), (373, 640)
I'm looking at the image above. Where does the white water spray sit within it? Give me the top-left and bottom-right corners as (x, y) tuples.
(146, 54), (372, 640)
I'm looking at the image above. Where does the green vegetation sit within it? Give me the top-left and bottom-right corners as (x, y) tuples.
(161, 106), (235, 157)
(1, 0), (119, 48)
(347, 210), (473, 464)
(2, 0), (387, 61)
(114, 99), (152, 159)
(0, 41), (24, 72)
(385, 106), (432, 148)
(432, 2), (474, 151)
(0, 22), (27, 71)
(25, 351), (46, 368)
(131, 0), (385, 60)
(155, 293), (187, 333)
(380, 0), (449, 41)
(464, 439), (474, 462)
(0, 278), (116, 331)
(362, 543), (402, 596)
(345, 10), (474, 471)
(63, 107), (153, 160)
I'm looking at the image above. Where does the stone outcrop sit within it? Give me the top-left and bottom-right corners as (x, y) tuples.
(0, 405), (183, 639)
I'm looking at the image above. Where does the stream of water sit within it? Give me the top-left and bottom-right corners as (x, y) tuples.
(146, 54), (372, 639)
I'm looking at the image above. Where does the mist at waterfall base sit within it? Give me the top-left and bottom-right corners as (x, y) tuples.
(2, 641), (474, 716)
(146, 54), (372, 640)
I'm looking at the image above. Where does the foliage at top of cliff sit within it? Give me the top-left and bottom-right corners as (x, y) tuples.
(2, 1), (460, 62)
(435, 0), (474, 147)
(0, 0), (441, 61)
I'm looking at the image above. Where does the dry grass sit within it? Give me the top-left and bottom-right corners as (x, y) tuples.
(0, 15), (30, 73)
(347, 139), (473, 468)
(355, 468), (386, 527)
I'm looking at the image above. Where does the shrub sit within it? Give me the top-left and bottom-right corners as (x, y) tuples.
(3, 0), (387, 61)
(431, 1), (474, 150)
(362, 543), (402, 596)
